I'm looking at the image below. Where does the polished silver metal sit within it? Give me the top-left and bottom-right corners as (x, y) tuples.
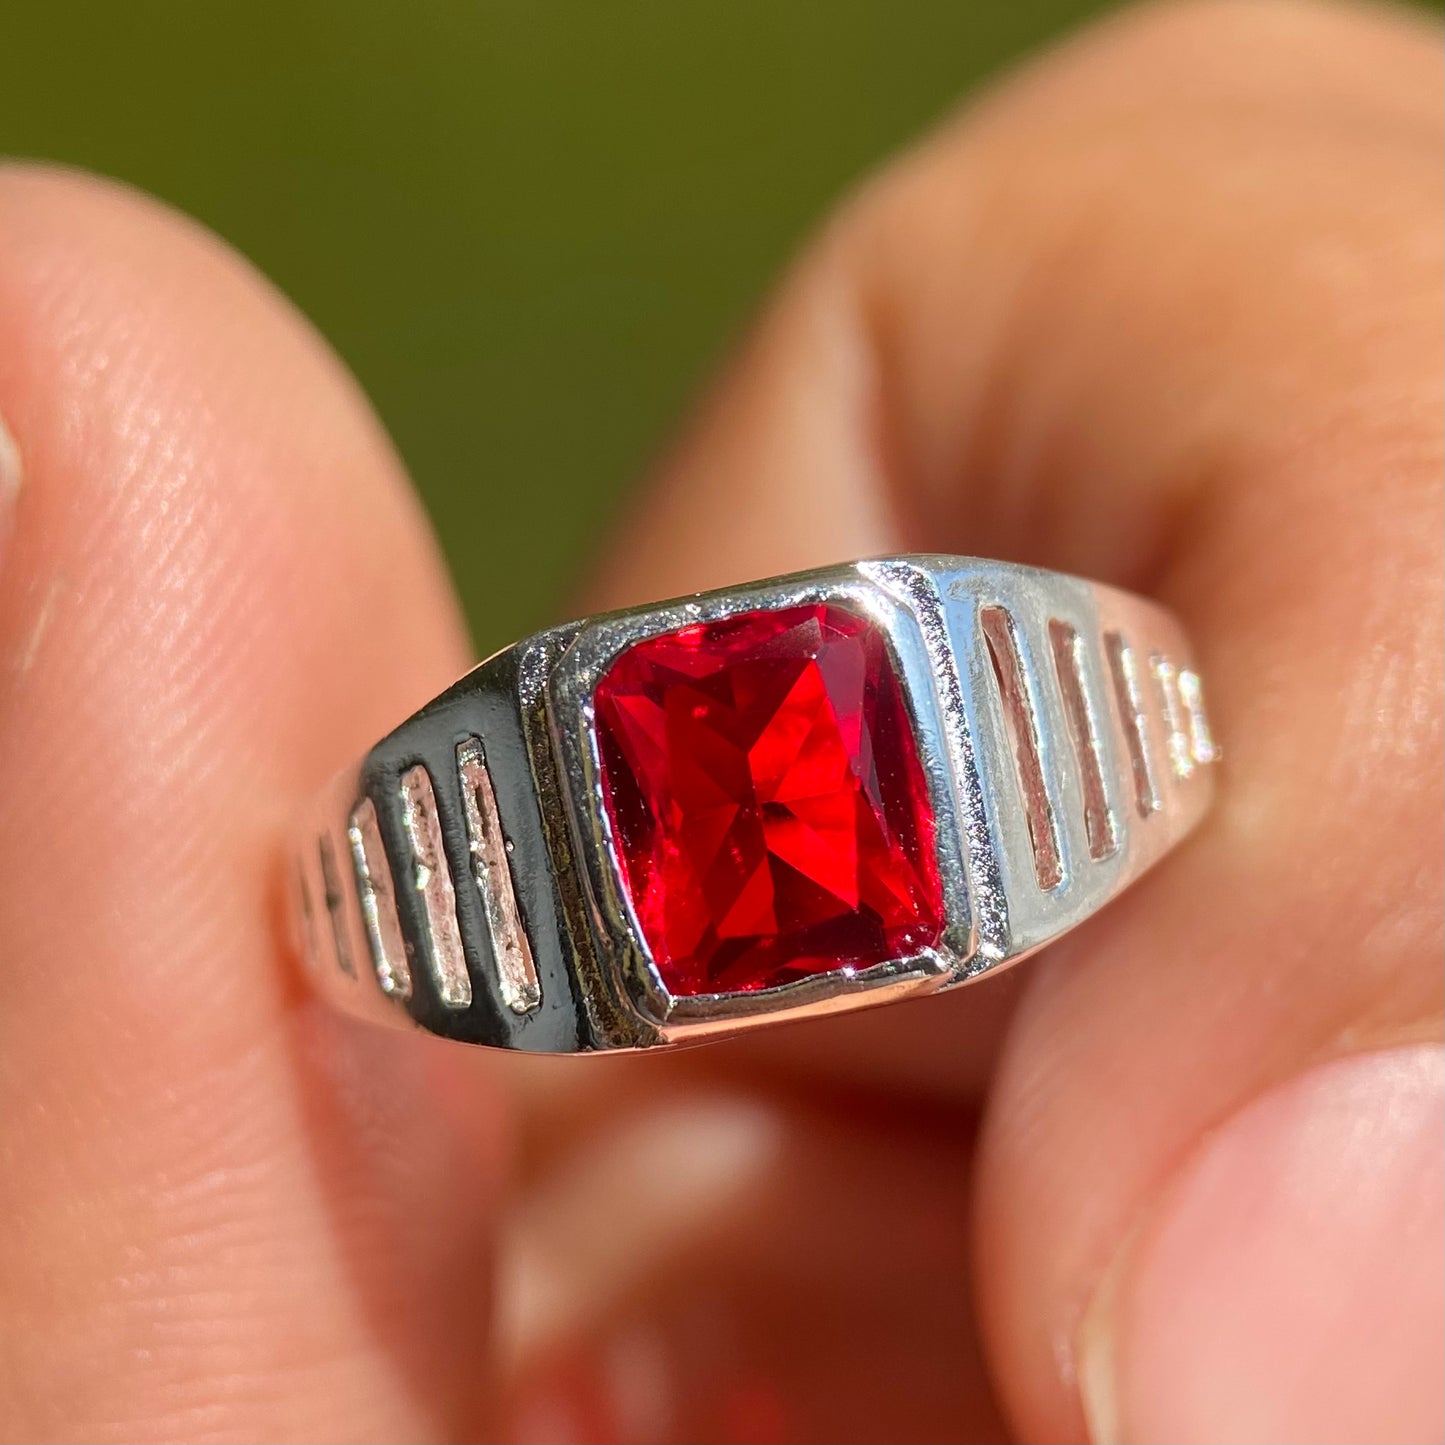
(289, 556), (1218, 1054)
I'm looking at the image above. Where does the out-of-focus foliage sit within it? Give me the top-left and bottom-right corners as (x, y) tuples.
(1, 2), (1436, 647)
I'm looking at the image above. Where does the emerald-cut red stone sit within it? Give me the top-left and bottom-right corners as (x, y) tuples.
(593, 603), (943, 997)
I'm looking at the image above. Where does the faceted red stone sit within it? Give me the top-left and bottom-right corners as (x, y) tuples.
(593, 603), (943, 997)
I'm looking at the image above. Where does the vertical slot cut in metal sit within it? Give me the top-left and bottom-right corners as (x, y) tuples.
(982, 606), (1064, 890)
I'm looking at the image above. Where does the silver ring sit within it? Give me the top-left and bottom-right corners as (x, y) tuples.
(289, 555), (1217, 1053)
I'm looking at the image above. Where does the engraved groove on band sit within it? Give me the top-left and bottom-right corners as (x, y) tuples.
(1047, 618), (1119, 861)
(317, 832), (356, 978)
(398, 764), (473, 1009)
(980, 604), (1064, 891)
(1178, 668), (1218, 766)
(1150, 653), (1194, 780)
(1104, 630), (1160, 817)
(347, 797), (412, 999)
(296, 862), (322, 972)
(457, 736), (541, 1015)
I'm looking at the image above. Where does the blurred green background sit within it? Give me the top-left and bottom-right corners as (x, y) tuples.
(0, 2), (1436, 652)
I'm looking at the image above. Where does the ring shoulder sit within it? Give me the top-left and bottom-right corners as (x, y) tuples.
(290, 626), (645, 1053)
(873, 557), (1216, 976)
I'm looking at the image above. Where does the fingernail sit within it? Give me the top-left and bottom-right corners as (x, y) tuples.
(1079, 1046), (1444, 1444)
(0, 408), (20, 565)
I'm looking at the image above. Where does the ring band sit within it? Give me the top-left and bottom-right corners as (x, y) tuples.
(289, 555), (1217, 1053)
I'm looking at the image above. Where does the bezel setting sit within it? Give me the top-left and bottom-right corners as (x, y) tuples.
(544, 562), (977, 1045)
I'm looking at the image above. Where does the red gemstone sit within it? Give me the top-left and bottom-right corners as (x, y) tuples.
(593, 603), (943, 997)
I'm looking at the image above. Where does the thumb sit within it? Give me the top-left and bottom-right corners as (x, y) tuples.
(1078, 1047), (1442, 1444)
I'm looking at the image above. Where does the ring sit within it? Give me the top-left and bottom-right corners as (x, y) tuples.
(290, 555), (1217, 1053)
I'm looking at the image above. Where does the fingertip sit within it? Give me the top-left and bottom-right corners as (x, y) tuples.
(1080, 1047), (1444, 1444)
(0, 161), (470, 776)
(0, 164), (496, 1437)
(0, 401), (19, 571)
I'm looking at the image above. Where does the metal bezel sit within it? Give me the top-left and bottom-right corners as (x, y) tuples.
(543, 562), (977, 1045)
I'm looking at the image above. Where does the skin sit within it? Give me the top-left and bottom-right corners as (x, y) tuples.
(0, 1), (1438, 1441)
